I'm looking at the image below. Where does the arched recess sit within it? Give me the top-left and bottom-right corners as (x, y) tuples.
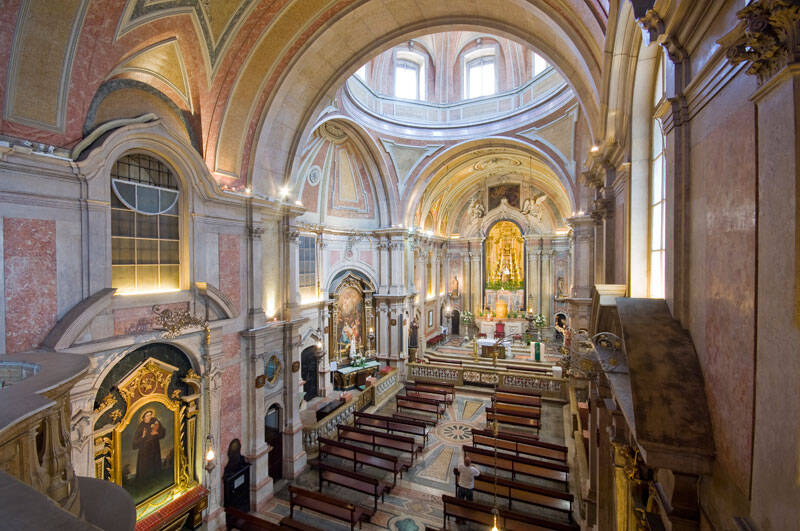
(628, 38), (663, 297)
(294, 116), (397, 227)
(405, 137), (575, 234)
(231, 1), (603, 195)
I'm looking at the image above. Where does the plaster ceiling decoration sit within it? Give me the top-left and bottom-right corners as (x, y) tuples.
(115, 0), (256, 69)
(473, 156), (522, 171)
(380, 139), (443, 196)
(111, 39), (191, 109)
(319, 122), (348, 145)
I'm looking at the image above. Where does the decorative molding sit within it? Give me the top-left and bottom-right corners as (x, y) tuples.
(43, 288), (117, 350)
(720, 0), (800, 84)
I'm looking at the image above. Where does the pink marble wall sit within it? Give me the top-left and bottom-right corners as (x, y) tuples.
(220, 333), (242, 456)
(358, 250), (374, 268)
(4, 218), (56, 353)
(113, 302), (188, 336)
(329, 250), (341, 269)
(218, 234), (241, 313)
(688, 73), (757, 495)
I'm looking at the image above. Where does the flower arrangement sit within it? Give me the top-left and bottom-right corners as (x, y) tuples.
(533, 313), (547, 328)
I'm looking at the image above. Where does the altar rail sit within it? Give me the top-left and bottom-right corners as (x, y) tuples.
(407, 362), (567, 402)
(302, 369), (401, 457)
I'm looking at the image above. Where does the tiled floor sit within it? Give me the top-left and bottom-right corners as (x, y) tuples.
(255, 391), (567, 531)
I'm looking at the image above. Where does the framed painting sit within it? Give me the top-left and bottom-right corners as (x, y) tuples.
(116, 398), (180, 505)
(488, 184), (520, 210)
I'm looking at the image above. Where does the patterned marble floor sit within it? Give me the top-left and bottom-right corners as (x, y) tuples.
(254, 392), (565, 531)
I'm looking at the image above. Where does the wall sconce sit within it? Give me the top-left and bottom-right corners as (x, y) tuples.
(204, 435), (216, 472)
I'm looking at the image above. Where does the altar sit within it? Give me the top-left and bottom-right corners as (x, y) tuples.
(476, 318), (527, 338)
(476, 338), (511, 359)
(333, 360), (380, 390)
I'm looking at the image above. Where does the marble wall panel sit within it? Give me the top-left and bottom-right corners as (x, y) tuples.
(3, 218), (57, 353)
(688, 72), (757, 495)
(219, 233), (241, 313)
(358, 249), (374, 268)
(220, 336), (242, 455)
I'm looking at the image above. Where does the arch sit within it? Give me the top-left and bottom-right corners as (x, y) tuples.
(294, 115), (397, 226)
(264, 403), (282, 481)
(235, 3), (603, 196)
(325, 266), (378, 296)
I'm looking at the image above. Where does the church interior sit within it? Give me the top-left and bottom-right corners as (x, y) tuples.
(0, 1), (797, 529)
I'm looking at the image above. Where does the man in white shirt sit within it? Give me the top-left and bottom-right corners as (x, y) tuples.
(455, 455), (480, 501)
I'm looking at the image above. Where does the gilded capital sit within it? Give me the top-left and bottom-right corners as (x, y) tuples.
(722, 0), (800, 84)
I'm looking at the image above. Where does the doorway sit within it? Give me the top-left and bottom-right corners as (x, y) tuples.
(265, 405), (282, 481)
(452, 310), (460, 336)
(300, 346), (318, 400)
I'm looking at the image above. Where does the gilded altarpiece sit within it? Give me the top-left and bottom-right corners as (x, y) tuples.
(93, 357), (201, 518)
(329, 273), (375, 362)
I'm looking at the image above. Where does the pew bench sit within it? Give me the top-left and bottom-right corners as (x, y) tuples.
(354, 411), (430, 446)
(456, 469), (574, 519)
(225, 506), (284, 530)
(494, 391), (542, 407)
(396, 394), (446, 420)
(441, 494), (578, 531)
(338, 424), (422, 465)
(392, 412), (437, 427)
(318, 462), (387, 515)
(318, 437), (407, 488)
(472, 428), (568, 463)
(409, 383), (455, 401)
(463, 445), (569, 489)
(404, 385), (453, 404)
(486, 407), (540, 431)
(288, 486), (367, 531)
(490, 402), (542, 419)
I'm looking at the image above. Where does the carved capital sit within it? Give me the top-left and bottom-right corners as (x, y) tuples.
(249, 226), (265, 239)
(721, 0), (800, 84)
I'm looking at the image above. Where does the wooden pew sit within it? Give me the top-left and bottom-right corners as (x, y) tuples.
(494, 391), (542, 407)
(496, 387), (542, 398)
(318, 437), (407, 488)
(472, 428), (568, 463)
(455, 468), (573, 518)
(463, 445), (569, 489)
(486, 407), (540, 430)
(288, 486), (367, 531)
(405, 385), (453, 404)
(409, 382), (455, 401)
(317, 462), (387, 515)
(392, 413), (436, 427)
(225, 507), (286, 530)
(337, 425), (421, 465)
(396, 394), (445, 420)
(354, 412), (430, 446)
(441, 494), (578, 531)
(490, 402), (541, 419)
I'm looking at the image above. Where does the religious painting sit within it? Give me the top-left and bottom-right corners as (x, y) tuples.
(488, 184), (520, 210)
(119, 400), (178, 504)
(336, 286), (363, 358)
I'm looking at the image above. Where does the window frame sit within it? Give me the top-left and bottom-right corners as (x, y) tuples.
(394, 50), (426, 100)
(110, 152), (182, 294)
(464, 47), (497, 99)
(648, 51), (667, 299)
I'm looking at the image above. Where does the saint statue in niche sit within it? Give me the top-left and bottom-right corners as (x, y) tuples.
(557, 276), (566, 298)
(450, 275), (459, 296)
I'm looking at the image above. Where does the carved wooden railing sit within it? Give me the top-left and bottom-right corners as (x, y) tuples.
(407, 362), (568, 401)
(302, 368), (399, 457)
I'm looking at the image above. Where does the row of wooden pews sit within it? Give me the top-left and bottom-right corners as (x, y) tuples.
(428, 387), (578, 530)
(282, 408), (440, 530)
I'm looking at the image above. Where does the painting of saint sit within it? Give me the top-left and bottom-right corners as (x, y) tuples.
(488, 184), (520, 210)
(336, 286), (363, 357)
(121, 401), (175, 504)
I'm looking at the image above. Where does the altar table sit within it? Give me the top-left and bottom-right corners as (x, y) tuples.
(476, 338), (511, 359)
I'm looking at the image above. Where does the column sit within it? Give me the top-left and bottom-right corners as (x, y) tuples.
(282, 325), (306, 479)
(567, 215), (594, 330)
(378, 239), (390, 293)
(469, 245), (482, 312)
(542, 247), (555, 323)
(285, 224), (301, 315)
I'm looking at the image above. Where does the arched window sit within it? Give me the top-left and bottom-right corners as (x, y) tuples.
(394, 50), (425, 100)
(111, 153), (180, 293)
(649, 52), (666, 298)
(533, 52), (549, 77)
(465, 48), (496, 98)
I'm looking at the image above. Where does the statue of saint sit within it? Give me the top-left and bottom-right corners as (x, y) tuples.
(469, 198), (485, 220)
(557, 276), (566, 297)
(450, 275), (459, 296)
